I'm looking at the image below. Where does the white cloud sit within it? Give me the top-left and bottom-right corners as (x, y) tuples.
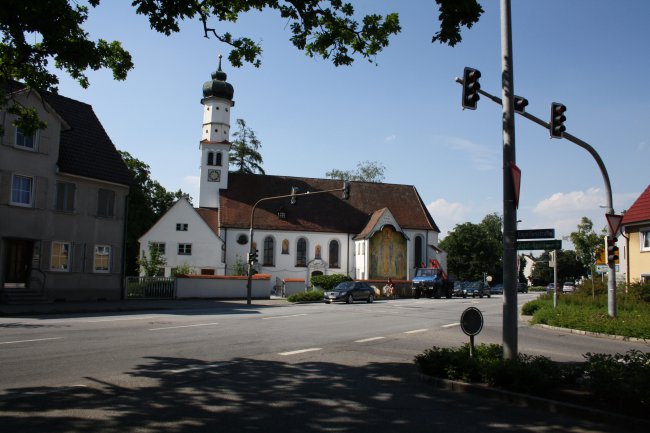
(437, 135), (498, 171)
(532, 188), (605, 216)
(427, 198), (470, 237)
(638, 141), (647, 152)
(384, 134), (397, 142)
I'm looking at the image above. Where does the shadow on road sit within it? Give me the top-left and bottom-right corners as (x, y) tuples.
(0, 355), (634, 433)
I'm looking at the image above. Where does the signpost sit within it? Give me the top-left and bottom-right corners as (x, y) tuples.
(516, 239), (562, 250)
(516, 229), (555, 239)
(460, 307), (484, 358)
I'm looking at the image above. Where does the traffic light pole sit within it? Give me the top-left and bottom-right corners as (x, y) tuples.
(245, 184), (347, 305)
(455, 76), (617, 318)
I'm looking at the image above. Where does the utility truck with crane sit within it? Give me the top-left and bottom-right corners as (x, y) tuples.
(411, 259), (453, 299)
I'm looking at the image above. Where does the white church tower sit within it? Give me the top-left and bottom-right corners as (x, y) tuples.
(199, 55), (235, 209)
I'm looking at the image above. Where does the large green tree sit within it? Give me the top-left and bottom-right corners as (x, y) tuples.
(531, 250), (586, 285)
(120, 151), (190, 275)
(325, 160), (386, 183)
(1, 1), (482, 133)
(230, 118), (265, 174)
(439, 213), (502, 281)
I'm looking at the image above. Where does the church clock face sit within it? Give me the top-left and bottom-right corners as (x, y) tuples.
(207, 168), (221, 182)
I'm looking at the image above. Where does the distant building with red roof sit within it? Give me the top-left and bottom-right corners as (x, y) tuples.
(621, 184), (650, 283)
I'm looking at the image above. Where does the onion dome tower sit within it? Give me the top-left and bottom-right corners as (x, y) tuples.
(199, 55), (235, 209)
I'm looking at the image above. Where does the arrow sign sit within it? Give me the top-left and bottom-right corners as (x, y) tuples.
(606, 213), (623, 236)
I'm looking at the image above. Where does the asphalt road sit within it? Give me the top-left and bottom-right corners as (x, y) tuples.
(1, 294), (647, 432)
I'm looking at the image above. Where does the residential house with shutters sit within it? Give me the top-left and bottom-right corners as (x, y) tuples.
(0, 83), (133, 302)
(138, 59), (444, 291)
(621, 184), (650, 284)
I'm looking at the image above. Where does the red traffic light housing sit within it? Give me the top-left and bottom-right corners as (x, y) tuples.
(606, 237), (619, 265)
(514, 95), (529, 113)
(462, 67), (481, 110)
(550, 102), (567, 138)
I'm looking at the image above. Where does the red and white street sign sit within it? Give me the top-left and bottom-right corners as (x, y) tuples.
(606, 213), (623, 236)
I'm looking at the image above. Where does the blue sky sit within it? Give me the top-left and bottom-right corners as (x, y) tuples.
(54, 1), (649, 246)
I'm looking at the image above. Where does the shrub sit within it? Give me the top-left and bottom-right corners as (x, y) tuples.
(626, 281), (650, 303)
(310, 274), (352, 291)
(583, 350), (650, 414)
(288, 289), (324, 303)
(521, 298), (545, 315)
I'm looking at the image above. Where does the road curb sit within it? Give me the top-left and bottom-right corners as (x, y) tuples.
(417, 373), (650, 431)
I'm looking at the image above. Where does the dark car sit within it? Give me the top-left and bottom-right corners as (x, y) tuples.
(490, 283), (504, 295)
(517, 282), (528, 293)
(324, 281), (375, 304)
(453, 281), (468, 298)
(465, 281), (491, 298)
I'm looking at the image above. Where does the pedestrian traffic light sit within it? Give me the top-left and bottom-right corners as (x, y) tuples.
(461, 67), (481, 110)
(514, 95), (529, 113)
(290, 186), (298, 205)
(550, 102), (567, 138)
(606, 237), (619, 264)
(342, 181), (350, 200)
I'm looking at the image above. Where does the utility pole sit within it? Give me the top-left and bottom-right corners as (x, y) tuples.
(501, 0), (518, 360)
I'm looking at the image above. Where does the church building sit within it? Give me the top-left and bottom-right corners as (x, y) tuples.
(138, 58), (444, 290)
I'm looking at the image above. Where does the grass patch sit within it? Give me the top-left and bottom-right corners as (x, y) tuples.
(524, 290), (650, 339)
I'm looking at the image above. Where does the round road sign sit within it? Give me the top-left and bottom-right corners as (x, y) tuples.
(460, 307), (483, 336)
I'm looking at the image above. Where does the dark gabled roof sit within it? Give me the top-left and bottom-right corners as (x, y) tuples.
(6, 82), (133, 186)
(43, 92), (133, 186)
(218, 173), (440, 234)
(622, 184), (650, 226)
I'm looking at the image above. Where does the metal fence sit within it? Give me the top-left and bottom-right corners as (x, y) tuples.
(125, 276), (175, 299)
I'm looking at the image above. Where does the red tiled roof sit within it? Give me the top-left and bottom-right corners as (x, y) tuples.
(622, 184), (650, 226)
(218, 173), (439, 234)
(195, 208), (220, 236)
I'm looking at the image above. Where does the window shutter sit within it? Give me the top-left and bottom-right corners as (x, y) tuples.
(34, 176), (49, 209)
(72, 242), (86, 273)
(0, 170), (10, 204)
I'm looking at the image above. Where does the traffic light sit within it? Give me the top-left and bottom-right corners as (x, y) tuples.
(606, 237), (619, 264)
(290, 186), (298, 205)
(461, 67), (481, 110)
(248, 249), (259, 264)
(342, 181), (350, 200)
(514, 95), (529, 113)
(550, 102), (567, 138)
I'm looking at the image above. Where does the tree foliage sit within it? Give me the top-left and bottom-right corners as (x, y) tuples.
(137, 243), (167, 277)
(325, 160), (386, 183)
(120, 151), (191, 275)
(569, 217), (605, 271)
(530, 250), (586, 285)
(439, 213), (503, 281)
(1, 1), (481, 133)
(230, 118), (265, 174)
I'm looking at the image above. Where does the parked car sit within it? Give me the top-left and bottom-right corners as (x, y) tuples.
(517, 282), (528, 293)
(562, 282), (575, 293)
(490, 283), (504, 295)
(546, 283), (557, 294)
(453, 281), (468, 298)
(324, 281), (375, 304)
(465, 281), (491, 298)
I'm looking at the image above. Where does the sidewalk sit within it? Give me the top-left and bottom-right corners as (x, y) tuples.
(0, 297), (291, 316)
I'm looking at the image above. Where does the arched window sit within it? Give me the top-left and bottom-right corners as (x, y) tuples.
(296, 238), (307, 267)
(414, 235), (423, 268)
(263, 236), (274, 266)
(216, 152), (223, 166)
(329, 240), (340, 268)
(207, 152), (214, 166)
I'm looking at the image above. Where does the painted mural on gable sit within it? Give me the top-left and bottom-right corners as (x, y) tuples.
(369, 226), (406, 280)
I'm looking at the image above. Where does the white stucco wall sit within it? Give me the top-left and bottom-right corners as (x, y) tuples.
(138, 198), (224, 276)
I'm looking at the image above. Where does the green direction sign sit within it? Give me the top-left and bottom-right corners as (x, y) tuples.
(516, 229), (555, 239)
(517, 239), (562, 250)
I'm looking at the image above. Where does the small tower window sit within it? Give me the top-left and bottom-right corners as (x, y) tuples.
(207, 152), (214, 166)
(216, 152), (222, 166)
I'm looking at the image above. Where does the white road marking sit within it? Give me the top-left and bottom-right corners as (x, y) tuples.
(81, 316), (159, 323)
(0, 337), (62, 345)
(278, 348), (322, 356)
(262, 314), (308, 320)
(442, 322), (460, 328)
(355, 336), (385, 343)
(167, 363), (222, 374)
(404, 329), (428, 334)
(148, 322), (220, 331)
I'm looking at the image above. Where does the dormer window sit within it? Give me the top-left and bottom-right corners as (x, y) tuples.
(276, 207), (287, 220)
(16, 127), (36, 150)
